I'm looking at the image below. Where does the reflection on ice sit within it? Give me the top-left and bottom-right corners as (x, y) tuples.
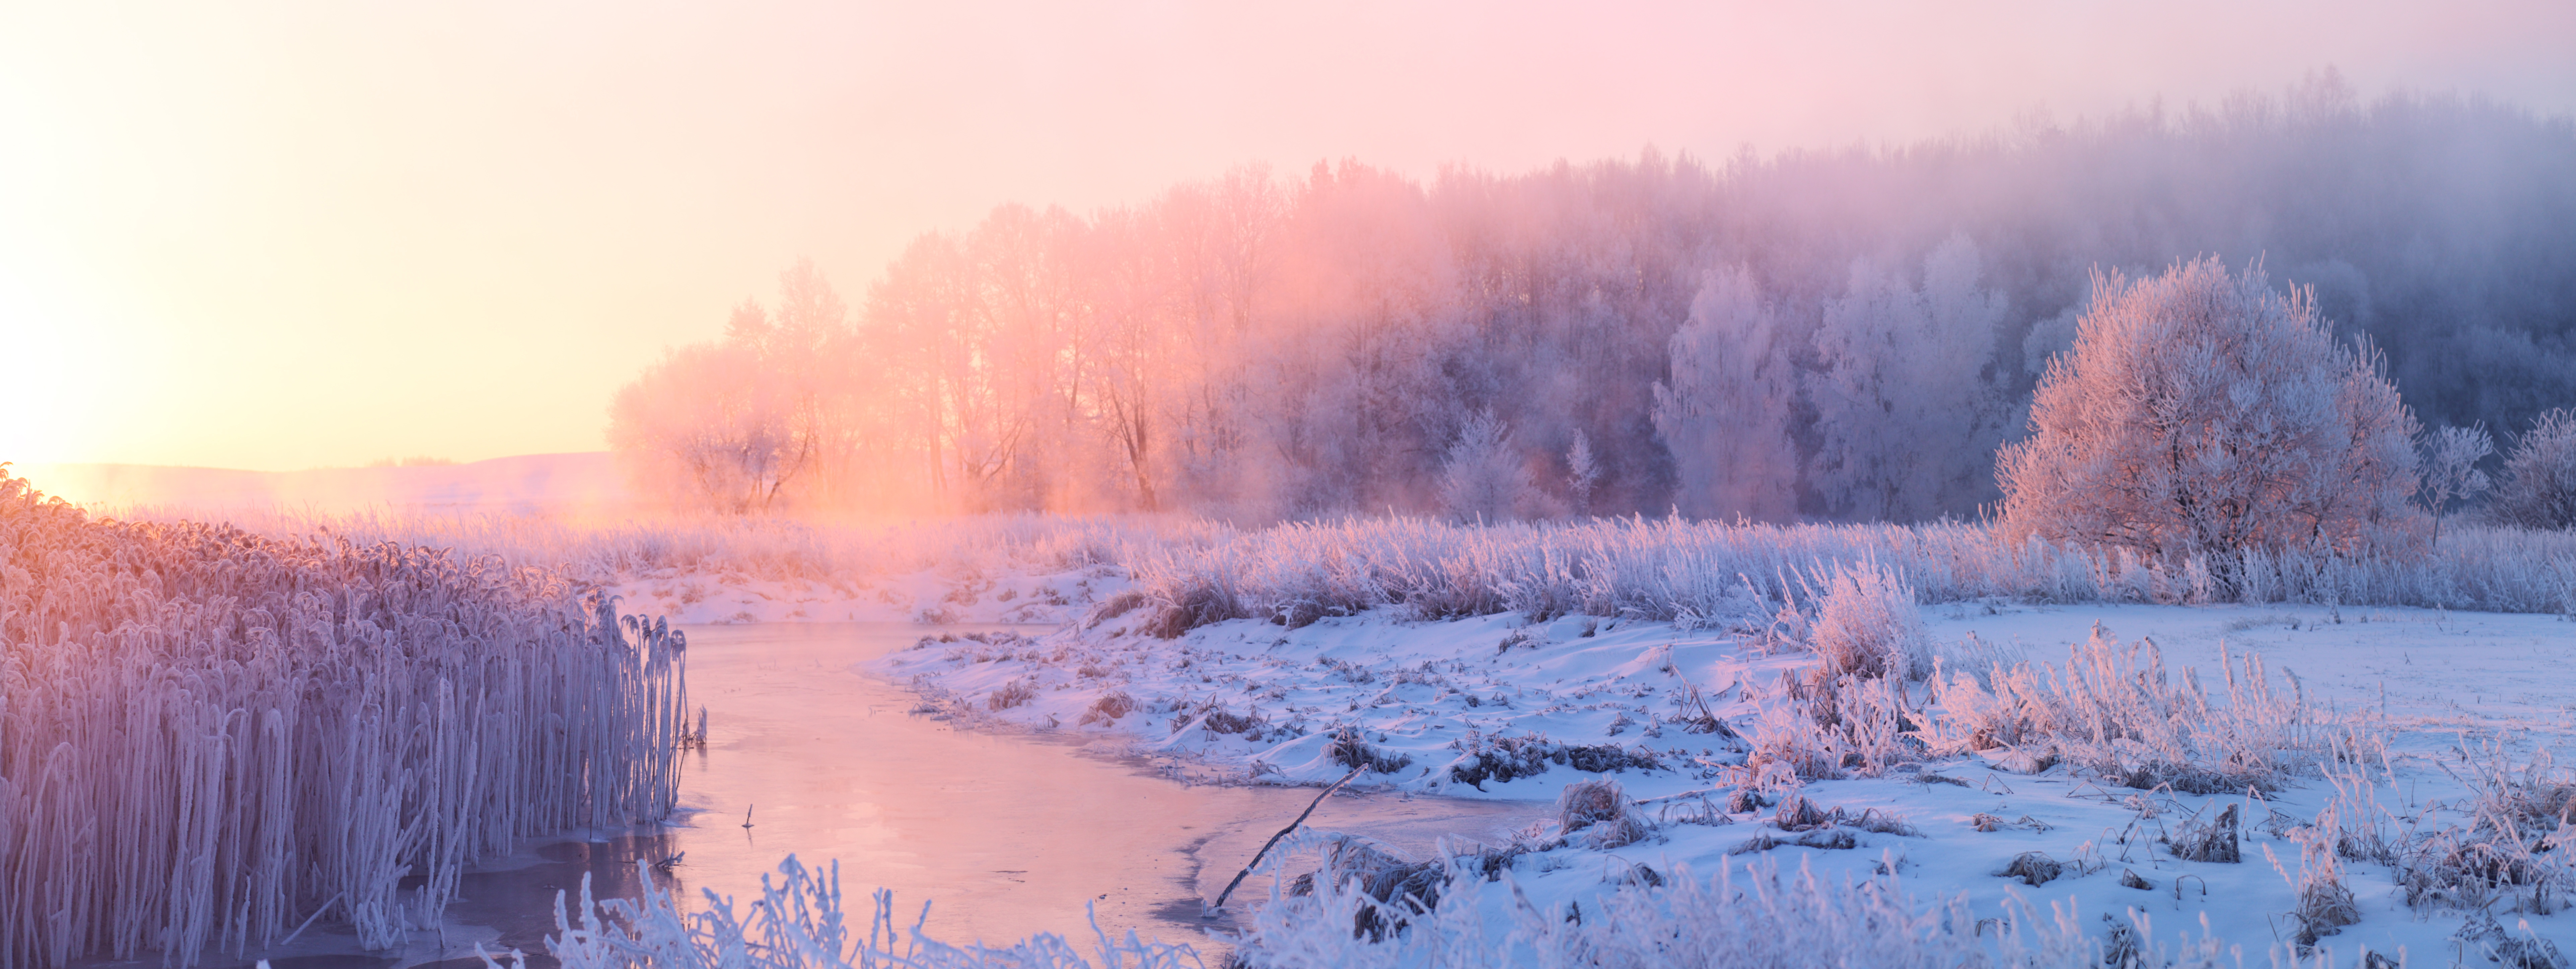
(636, 623), (1548, 959)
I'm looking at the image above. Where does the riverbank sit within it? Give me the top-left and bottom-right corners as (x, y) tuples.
(879, 598), (2576, 964)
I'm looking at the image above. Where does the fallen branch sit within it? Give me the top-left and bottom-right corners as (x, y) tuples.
(1207, 764), (1368, 914)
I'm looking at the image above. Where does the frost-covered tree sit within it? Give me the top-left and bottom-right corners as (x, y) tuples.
(1564, 430), (1600, 516)
(1997, 258), (2425, 584)
(1438, 410), (1540, 522)
(609, 341), (811, 513)
(1807, 234), (2009, 521)
(611, 263), (860, 513)
(607, 81), (2576, 520)
(1652, 266), (1799, 522)
(2416, 424), (2493, 539)
(2486, 409), (2576, 529)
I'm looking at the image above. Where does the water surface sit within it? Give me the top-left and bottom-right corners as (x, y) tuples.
(182, 622), (1549, 968)
(649, 622), (1549, 959)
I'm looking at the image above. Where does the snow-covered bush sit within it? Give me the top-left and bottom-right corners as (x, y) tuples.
(1555, 778), (1652, 850)
(2487, 408), (2576, 530)
(1808, 559), (1930, 680)
(1997, 258), (2426, 594)
(1746, 672), (1920, 782)
(0, 470), (689, 969)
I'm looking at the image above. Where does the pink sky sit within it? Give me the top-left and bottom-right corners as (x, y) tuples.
(3, 0), (2570, 471)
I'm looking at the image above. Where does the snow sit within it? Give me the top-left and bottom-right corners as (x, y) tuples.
(876, 596), (2576, 963)
(603, 563), (1120, 626)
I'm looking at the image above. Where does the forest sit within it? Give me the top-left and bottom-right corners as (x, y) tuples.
(609, 74), (2576, 524)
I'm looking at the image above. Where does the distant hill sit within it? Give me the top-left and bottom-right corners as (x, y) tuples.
(9, 453), (631, 515)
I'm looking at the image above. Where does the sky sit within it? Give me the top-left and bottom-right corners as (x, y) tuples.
(2, 1), (2571, 472)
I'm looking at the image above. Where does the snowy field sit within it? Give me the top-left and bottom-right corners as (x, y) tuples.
(29, 455), (2576, 966)
(877, 589), (2576, 966)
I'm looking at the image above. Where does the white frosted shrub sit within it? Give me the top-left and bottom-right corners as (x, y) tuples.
(1808, 559), (1929, 680)
(1998, 258), (2426, 595)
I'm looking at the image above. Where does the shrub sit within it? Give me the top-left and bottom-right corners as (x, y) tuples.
(2487, 408), (2576, 529)
(1998, 258), (2425, 595)
(1077, 689), (1136, 725)
(1556, 778), (1652, 850)
(988, 677), (1039, 710)
(1808, 559), (1930, 680)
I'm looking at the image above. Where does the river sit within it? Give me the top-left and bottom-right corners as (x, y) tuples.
(252, 623), (1548, 969)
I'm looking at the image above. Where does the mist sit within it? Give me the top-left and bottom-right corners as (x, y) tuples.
(613, 74), (2576, 523)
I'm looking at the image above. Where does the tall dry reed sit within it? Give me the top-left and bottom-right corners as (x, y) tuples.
(0, 471), (689, 969)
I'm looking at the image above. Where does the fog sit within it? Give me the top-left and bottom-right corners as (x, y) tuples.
(614, 76), (2576, 522)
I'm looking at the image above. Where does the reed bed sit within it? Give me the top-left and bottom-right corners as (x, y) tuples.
(0, 471), (690, 969)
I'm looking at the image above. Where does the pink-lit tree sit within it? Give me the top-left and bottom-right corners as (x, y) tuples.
(1997, 258), (2425, 590)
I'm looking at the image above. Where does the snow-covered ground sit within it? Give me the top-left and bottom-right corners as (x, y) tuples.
(604, 563), (1119, 626)
(876, 595), (2576, 965)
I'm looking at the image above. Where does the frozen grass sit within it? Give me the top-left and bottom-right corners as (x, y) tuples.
(1920, 623), (2358, 794)
(143, 505), (1225, 592)
(1118, 515), (2576, 636)
(1226, 850), (2358, 969)
(170, 508), (2576, 626)
(2394, 736), (2576, 914)
(0, 472), (690, 969)
(494, 855), (1205, 969)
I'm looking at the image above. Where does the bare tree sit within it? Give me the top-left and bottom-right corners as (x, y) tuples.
(2417, 424), (2494, 541)
(2487, 409), (2576, 529)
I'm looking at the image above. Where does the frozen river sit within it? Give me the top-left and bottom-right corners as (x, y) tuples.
(196, 623), (1546, 969)
(350, 623), (1547, 968)
(645, 622), (1550, 960)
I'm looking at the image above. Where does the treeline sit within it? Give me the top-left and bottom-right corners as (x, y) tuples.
(611, 73), (2576, 522)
